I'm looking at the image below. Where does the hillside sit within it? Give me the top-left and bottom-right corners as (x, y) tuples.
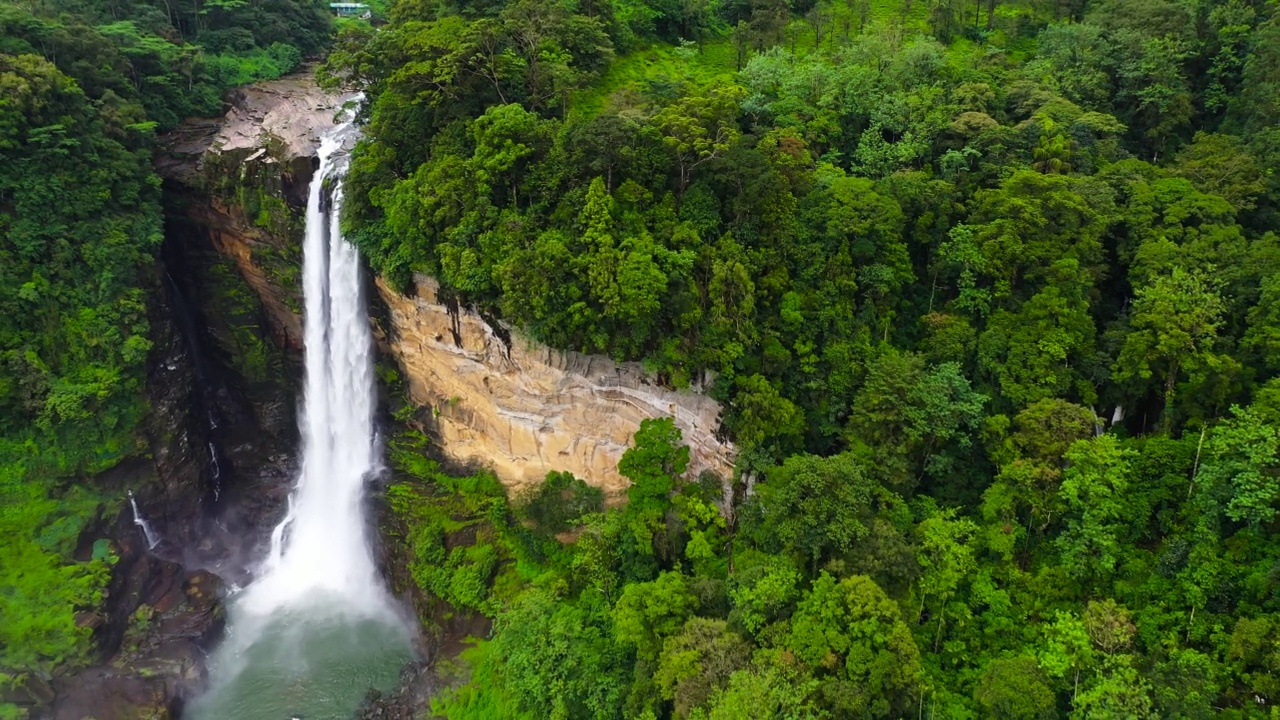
(320, 0), (1280, 716)
(3, 0), (1280, 716)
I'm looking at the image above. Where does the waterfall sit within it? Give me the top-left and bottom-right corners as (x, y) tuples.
(238, 112), (393, 617)
(128, 491), (160, 550)
(187, 108), (410, 719)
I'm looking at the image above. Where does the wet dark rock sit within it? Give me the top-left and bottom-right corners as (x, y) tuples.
(49, 669), (179, 720)
(354, 662), (441, 720)
(29, 73), (324, 718)
(1, 673), (55, 707)
(47, 567), (225, 720)
(36, 504), (228, 720)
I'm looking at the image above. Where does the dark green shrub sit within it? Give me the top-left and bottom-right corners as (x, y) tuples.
(516, 471), (605, 535)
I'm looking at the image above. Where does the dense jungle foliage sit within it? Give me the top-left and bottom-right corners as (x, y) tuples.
(326, 0), (1280, 716)
(0, 0), (330, 683)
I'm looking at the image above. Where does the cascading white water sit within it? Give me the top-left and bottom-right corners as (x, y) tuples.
(187, 110), (411, 720)
(208, 441), (222, 502)
(238, 118), (390, 616)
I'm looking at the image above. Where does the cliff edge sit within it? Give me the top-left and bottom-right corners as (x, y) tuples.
(162, 70), (737, 495)
(378, 276), (736, 498)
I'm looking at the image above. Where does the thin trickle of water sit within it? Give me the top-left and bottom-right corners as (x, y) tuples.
(128, 491), (160, 550)
(208, 441), (223, 501)
(186, 106), (411, 720)
(243, 109), (393, 613)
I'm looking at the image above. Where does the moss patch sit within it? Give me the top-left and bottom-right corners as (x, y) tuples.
(198, 253), (290, 392)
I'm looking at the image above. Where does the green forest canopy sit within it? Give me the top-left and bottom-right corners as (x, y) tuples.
(321, 0), (1280, 716)
(3, 0), (1280, 715)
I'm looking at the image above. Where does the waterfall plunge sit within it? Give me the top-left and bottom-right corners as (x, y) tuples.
(186, 111), (411, 720)
(238, 118), (391, 617)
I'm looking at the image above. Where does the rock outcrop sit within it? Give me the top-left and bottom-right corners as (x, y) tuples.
(159, 71), (348, 350)
(161, 70), (737, 496)
(377, 276), (736, 498)
(47, 549), (225, 720)
(157, 70), (341, 186)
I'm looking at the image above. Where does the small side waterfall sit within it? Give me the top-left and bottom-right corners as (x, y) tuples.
(128, 491), (160, 550)
(186, 106), (411, 720)
(207, 440), (223, 502)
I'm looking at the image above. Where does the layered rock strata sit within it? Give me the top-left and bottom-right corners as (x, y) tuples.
(377, 276), (736, 497)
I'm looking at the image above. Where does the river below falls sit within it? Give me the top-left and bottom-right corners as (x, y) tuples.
(184, 596), (412, 719)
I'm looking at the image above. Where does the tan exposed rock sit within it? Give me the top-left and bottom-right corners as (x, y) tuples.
(377, 275), (737, 498)
(214, 74), (345, 159)
(157, 70), (345, 184)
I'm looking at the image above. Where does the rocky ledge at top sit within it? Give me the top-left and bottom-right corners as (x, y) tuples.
(157, 70), (343, 186)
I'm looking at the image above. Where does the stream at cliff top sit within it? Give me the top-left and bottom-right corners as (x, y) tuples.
(186, 110), (413, 720)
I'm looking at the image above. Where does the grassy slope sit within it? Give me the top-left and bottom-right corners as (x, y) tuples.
(571, 39), (738, 118)
(569, 0), (1049, 120)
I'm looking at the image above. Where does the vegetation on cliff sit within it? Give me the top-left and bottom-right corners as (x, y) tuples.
(0, 0), (331, 687)
(328, 0), (1280, 716)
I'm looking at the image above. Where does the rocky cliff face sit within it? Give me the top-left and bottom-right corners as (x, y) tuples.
(158, 72), (345, 350)
(376, 275), (735, 497)
(157, 72), (338, 493)
(162, 71), (736, 497)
